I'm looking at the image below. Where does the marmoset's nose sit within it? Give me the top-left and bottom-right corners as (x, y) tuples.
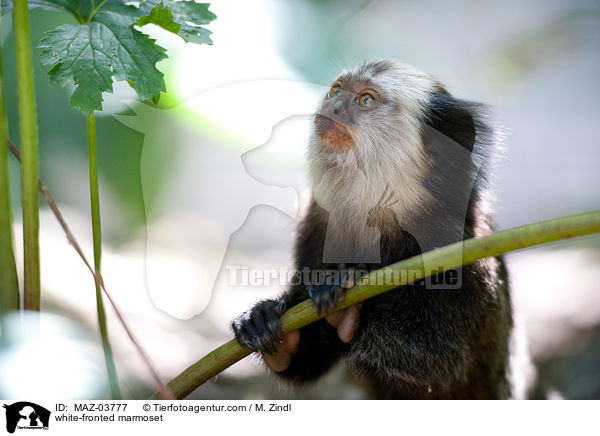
(333, 100), (344, 115)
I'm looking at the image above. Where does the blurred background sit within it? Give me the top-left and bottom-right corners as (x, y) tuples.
(0, 0), (599, 399)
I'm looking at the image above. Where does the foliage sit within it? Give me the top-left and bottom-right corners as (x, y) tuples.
(2, 0), (215, 397)
(1, 0), (216, 114)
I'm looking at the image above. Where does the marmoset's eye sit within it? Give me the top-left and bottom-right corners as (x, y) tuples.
(358, 93), (375, 107)
(328, 84), (342, 98)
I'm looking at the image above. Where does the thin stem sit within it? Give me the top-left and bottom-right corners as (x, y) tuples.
(8, 139), (173, 400)
(87, 113), (121, 399)
(0, 7), (20, 327)
(151, 210), (600, 400)
(14, 0), (40, 311)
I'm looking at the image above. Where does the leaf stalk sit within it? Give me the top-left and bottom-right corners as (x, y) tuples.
(87, 112), (121, 399)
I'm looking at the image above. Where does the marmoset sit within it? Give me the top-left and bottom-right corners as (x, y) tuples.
(232, 60), (524, 399)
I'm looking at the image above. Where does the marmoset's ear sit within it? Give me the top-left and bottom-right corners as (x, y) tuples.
(424, 89), (476, 152)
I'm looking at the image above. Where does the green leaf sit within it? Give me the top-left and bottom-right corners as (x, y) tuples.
(39, 11), (167, 114)
(4, 0), (215, 113)
(137, 0), (215, 44)
(136, 3), (180, 34)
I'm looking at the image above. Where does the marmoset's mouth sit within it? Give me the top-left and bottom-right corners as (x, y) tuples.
(314, 115), (354, 152)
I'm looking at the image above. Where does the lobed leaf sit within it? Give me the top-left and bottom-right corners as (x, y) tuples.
(3, 0), (216, 113)
(136, 2), (181, 34)
(137, 0), (215, 44)
(39, 10), (167, 114)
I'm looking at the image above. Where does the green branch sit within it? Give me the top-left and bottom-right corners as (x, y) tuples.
(0, 2), (20, 326)
(87, 113), (121, 399)
(14, 0), (40, 311)
(152, 210), (600, 400)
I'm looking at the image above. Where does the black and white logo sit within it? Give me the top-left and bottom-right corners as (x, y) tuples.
(2, 402), (50, 433)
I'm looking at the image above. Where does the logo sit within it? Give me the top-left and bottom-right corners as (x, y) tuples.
(2, 402), (50, 433)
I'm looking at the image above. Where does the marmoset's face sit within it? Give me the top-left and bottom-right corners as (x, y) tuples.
(313, 60), (436, 169)
(314, 75), (388, 152)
